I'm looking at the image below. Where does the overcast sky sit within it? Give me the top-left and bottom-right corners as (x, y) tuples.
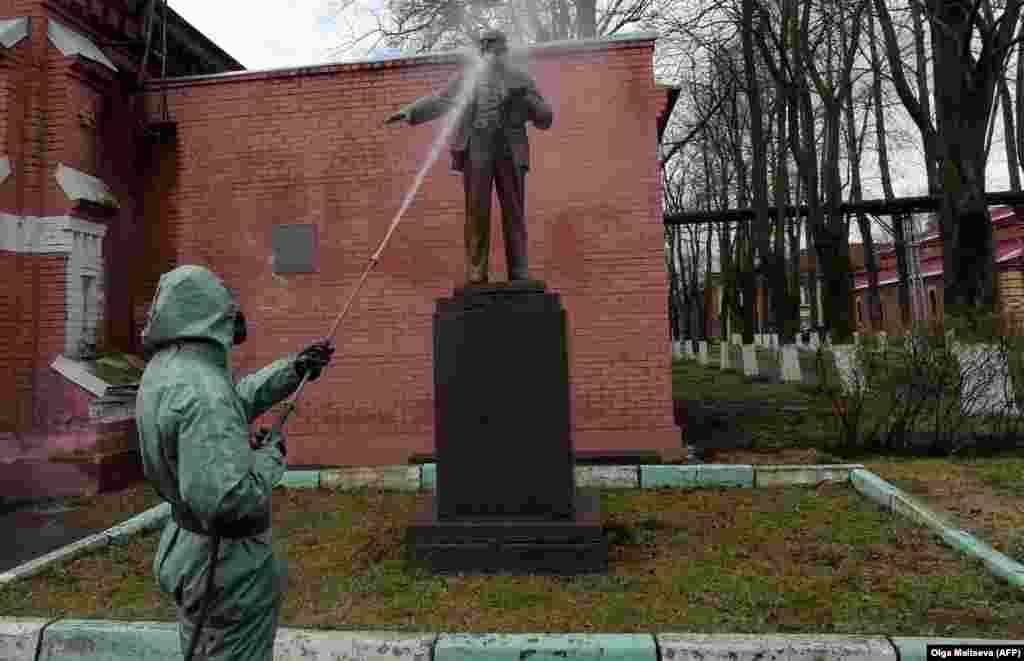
(168, 0), (1018, 233)
(169, 0), (381, 70)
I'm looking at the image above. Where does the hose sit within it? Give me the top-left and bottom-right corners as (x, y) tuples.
(183, 534), (221, 661)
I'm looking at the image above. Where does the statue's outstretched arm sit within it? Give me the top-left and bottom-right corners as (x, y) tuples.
(386, 73), (464, 126)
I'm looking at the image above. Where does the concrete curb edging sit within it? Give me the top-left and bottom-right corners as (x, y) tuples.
(308, 464), (865, 493)
(4, 620), (1022, 661)
(0, 617), (53, 661)
(321, 465), (421, 491)
(36, 619), (181, 660)
(28, 619), (438, 661)
(850, 468), (1024, 589)
(657, 633), (897, 659)
(435, 633), (656, 660)
(275, 629), (436, 661)
(753, 464), (864, 488)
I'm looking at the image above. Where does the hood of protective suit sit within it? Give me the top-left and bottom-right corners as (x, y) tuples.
(141, 265), (238, 355)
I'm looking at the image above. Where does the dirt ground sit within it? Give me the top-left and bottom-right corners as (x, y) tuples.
(703, 448), (1024, 562)
(2, 482), (1022, 637)
(861, 459), (1024, 560)
(710, 447), (826, 465)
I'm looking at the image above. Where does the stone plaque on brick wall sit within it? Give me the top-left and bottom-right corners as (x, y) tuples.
(272, 223), (317, 273)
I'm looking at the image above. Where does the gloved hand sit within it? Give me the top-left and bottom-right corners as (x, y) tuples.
(295, 338), (335, 382)
(251, 426), (286, 457)
(384, 109), (410, 124)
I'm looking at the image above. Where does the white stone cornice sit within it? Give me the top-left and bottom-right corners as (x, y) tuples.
(0, 213), (107, 358)
(47, 20), (117, 72)
(0, 213), (25, 253)
(0, 156), (10, 184)
(0, 17), (29, 49)
(55, 164), (119, 208)
(66, 216), (108, 239)
(0, 214), (107, 254)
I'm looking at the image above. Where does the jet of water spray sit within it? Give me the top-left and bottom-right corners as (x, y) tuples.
(374, 56), (489, 260)
(261, 55), (493, 442)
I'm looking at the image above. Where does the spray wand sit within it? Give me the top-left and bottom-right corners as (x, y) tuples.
(187, 56), (488, 661)
(264, 57), (486, 442)
(265, 209), (407, 441)
(185, 211), (408, 661)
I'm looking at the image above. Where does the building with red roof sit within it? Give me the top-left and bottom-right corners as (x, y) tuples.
(851, 206), (1024, 332)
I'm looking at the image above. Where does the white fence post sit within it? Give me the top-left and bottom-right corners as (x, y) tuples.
(742, 344), (759, 378)
(781, 344), (802, 382)
(720, 341), (732, 370)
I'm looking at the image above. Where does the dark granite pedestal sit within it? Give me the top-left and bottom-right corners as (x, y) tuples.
(406, 280), (607, 573)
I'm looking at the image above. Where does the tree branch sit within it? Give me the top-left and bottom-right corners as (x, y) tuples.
(872, 0), (937, 144)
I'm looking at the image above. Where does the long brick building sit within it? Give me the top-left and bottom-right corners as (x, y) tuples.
(851, 207), (1024, 332)
(1, 0), (680, 495)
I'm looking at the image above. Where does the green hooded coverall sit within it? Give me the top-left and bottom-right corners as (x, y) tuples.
(136, 265), (300, 660)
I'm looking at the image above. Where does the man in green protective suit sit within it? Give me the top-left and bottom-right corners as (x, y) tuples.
(135, 264), (334, 661)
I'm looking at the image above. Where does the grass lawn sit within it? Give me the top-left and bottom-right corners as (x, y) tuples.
(672, 355), (1024, 559)
(2, 356), (1021, 635)
(1, 484), (1022, 636)
(671, 358), (839, 454)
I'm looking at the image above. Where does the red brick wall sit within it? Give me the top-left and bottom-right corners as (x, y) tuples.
(0, 251), (24, 431)
(0, 2), (149, 432)
(143, 37), (680, 466)
(0, 8), (30, 213)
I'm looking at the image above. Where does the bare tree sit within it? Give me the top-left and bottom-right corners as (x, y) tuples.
(757, 0), (868, 343)
(866, 0), (915, 326)
(844, 55), (885, 332)
(741, 0), (771, 344)
(328, 0), (688, 56)
(874, 0), (1024, 316)
(910, 0), (941, 193)
(982, 0), (1021, 190)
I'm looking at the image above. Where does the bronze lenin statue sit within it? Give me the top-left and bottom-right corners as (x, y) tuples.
(385, 30), (553, 285)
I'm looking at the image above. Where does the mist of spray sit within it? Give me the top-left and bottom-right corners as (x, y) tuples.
(379, 55), (489, 253)
(260, 55), (486, 294)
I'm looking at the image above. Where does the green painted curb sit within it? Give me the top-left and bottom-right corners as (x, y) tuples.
(941, 529), (1024, 588)
(852, 469), (1024, 591)
(434, 633), (657, 661)
(890, 637), (1024, 661)
(421, 463), (436, 490)
(280, 470), (320, 489)
(697, 464), (753, 488)
(37, 619), (181, 660)
(849, 468), (897, 507)
(639, 465), (698, 488)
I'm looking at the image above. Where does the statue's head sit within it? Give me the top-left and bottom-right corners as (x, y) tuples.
(478, 29), (508, 58)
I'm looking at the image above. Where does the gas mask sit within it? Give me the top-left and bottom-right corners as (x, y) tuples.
(233, 308), (248, 346)
(227, 289), (248, 347)
(479, 30), (508, 63)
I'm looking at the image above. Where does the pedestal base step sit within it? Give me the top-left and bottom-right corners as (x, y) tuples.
(406, 493), (608, 573)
